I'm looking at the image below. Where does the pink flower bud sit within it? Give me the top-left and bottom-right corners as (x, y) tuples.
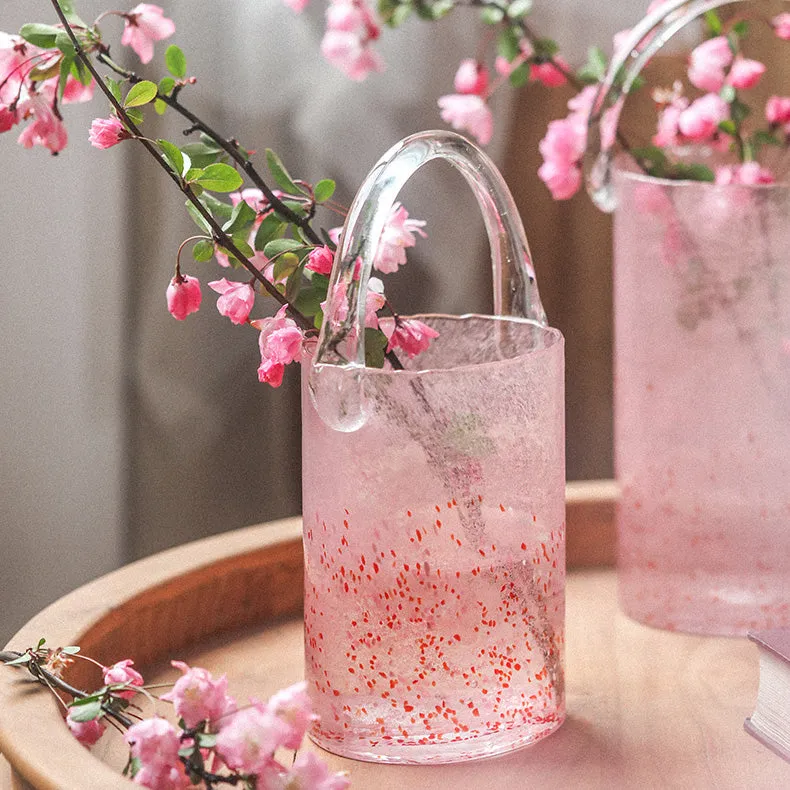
(166, 274), (202, 320)
(726, 57), (765, 90)
(453, 59), (489, 96)
(66, 711), (106, 747)
(687, 36), (733, 93)
(250, 307), (304, 387)
(494, 56), (516, 77)
(208, 278), (255, 325)
(677, 93), (729, 141)
(379, 317), (440, 359)
(766, 96), (790, 125)
(306, 245), (335, 275)
(88, 117), (131, 149)
(530, 58), (569, 88)
(103, 659), (144, 700)
(715, 162), (775, 185)
(773, 12), (790, 40)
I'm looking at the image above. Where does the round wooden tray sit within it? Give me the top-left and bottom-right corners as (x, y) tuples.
(1, 482), (788, 789)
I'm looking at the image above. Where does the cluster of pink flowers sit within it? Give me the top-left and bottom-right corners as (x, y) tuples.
(0, 5), (174, 155)
(65, 655), (349, 790)
(166, 195), (431, 386)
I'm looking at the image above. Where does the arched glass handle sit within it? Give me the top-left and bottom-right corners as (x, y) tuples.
(308, 130), (547, 432)
(585, 0), (764, 213)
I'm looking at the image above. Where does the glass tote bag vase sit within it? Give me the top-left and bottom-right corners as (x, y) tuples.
(301, 131), (566, 763)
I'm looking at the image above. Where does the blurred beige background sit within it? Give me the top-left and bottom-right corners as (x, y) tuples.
(1, 0), (697, 643)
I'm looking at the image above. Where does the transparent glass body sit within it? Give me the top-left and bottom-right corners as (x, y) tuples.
(614, 167), (790, 635)
(301, 131), (565, 763)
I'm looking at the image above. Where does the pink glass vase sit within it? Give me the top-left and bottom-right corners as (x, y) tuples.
(585, 0), (790, 635)
(301, 131), (565, 763)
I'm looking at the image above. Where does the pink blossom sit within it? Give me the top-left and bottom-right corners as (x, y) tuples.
(530, 57), (570, 87)
(374, 202), (427, 274)
(321, 0), (383, 81)
(687, 36), (733, 93)
(677, 92), (729, 141)
(208, 278), (256, 325)
(715, 162), (775, 185)
(125, 717), (182, 770)
(17, 88), (67, 154)
(215, 705), (291, 774)
(286, 751), (350, 790)
(0, 33), (34, 105)
(229, 187), (270, 213)
(89, 116), (131, 149)
(537, 158), (582, 200)
(437, 93), (493, 145)
(306, 245), (335, 275)
(166, 274), (201, 320)
(454, 59), (489, 96)
(772, 13), (790, 40)
(321, 276), (385, 331)
(103, 659), (144, 699)
(62, 76), (95, 104)
(283, 0), (310, 11)
(537, 117), (585, 200)
(726, 57), (765, 90)
(66, 711), (106, 747)
(766, 96), (790, 126)
(379, 317), (439, 359)
(133, 764), (189, 790)
(250, 307), (304, 387)
(160, 661), (234, 728)
(121, 4), (176, 64)
(268, 681), (318, 749)
(653, 96), (689, 148)
(0, 104), (18, 133)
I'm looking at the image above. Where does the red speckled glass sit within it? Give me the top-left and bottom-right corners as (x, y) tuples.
(301, 132), (565, 763)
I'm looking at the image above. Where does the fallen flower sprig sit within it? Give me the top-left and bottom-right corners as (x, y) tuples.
(2, 640), (350, 790)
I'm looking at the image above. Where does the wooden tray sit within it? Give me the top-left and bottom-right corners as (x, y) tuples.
(2, 481), (788, 789)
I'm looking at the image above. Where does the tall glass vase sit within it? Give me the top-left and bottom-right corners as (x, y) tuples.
(585, 0), (790, 635)
(301, 131), (566, 763)
(613, 167), (790, 634)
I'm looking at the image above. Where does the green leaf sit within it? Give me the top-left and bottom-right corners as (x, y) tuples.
(631, 145), (669, 177)
(720, 84), (736, 104)
(4, 654), (31, 667)
(124, 107), (144, 126)
(390, 3), (412, 26)
(508, 62), (530, 88)
(730, 98), (750, 125)
(507, 0), (532, 20)
(230, 236), (254, 259)
(281, 200), (308, 219)
(222, 199), (257, 234)
(314, 179), (336, 203)
(718, 119), (737, 135)
(753, 130), (781, 148)
(200, 193), (234, 220)
(37, 638), (46, 650)
(320, 228), (338, 249)
(704, 10), (722, 35)
(264, 238), (307, 257)
(105, 76), (122, 104)
(181, 141), (223, 168)
(671, 163), (715, 182)
(185, 201), (212, 234)
(184, 167), (205, 182)
(57, 55), (74, 101)
(429, 0), (454, 19)
(265, 149), (304, 195)
(19, 23), (60, 48)
(154, 98), (167, 115)
(480, 5), (504, 24)
(124, 80), (158, 108)
(364, 328), (389, 368)
(732, 20), (749, 38)
(192, 239), (214, 262)
(497, 26), (521, 61)
(165, 44), (187, 78)
(195, 163), (243, 193)
(61, 646), (80, 655)
(158, 76), (175, 96)
(70, 55), (91, 86)
(577, 46), (607, 83)
(254, 214), (286, 251)
(273, 252), (301, 283)
(67, 699), (103, 723)
(533, 37), (559, 59)
(158, 139), (184, 176)
(197, 733), (217, 748)
(57, 0), (88, 26)
(285, 266), (303, 302)
(314, 308), (325, 331)
(294, 280), (328, 317)
(54, 30), (75, 56)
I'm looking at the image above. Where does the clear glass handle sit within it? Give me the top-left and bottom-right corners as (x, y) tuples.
(584, 0), (761, 213)
(309, 129), (547, 432)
